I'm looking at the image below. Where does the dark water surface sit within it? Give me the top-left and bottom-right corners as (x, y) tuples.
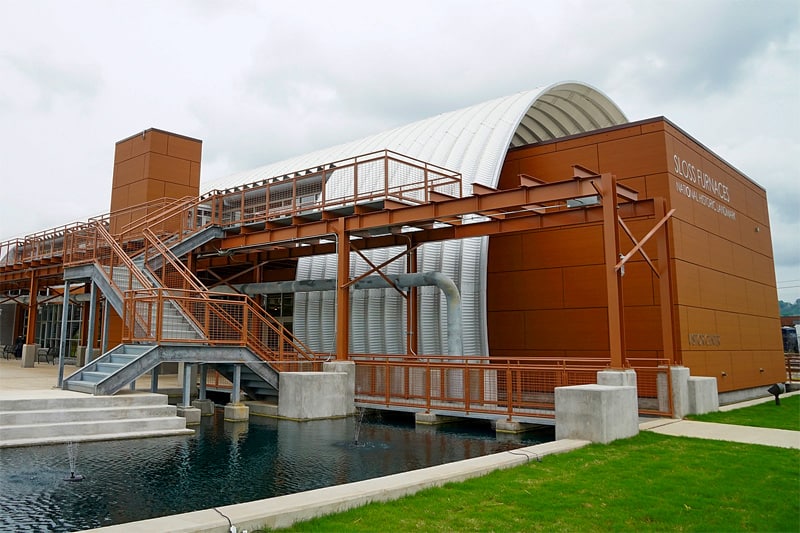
(0, 410), (553, 532)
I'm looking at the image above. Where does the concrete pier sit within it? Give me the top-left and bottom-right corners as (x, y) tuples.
(555, 384), (639, 443)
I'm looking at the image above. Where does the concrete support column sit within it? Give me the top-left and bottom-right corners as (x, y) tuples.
(555, 384), (639, 443)
(223, 364), (249, 422)
(21, 344), (36, 368)
(177, 362), (201, 425)
(597, 369), (637, 388)
(414, 413), (460, 426)
(278, 372), (349, 420)
(75, 346), (86, 367)
(323, 361), (356, 415)
(193, 365), (216, 416)
(687, 376), (719, 415)
(658, 365), (690, 418)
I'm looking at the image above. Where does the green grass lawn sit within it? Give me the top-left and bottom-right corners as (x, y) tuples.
(275, 431), (799, 532)
(687, 393), (800, 431)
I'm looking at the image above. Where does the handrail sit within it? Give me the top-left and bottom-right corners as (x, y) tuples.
(1, 149), (462, 271)
(141, 227), (207, 293)
(121, 288), (317, 366)
(92, 223), (155, 294)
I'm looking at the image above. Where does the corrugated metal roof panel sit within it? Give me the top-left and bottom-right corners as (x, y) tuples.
(217, 82), (626, 356)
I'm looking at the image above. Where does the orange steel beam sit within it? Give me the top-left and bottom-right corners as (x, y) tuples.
(655, 197), (678, 365)
(25, 273), (38, 345)
(616, 208), (676, 276)
(599, 172), (626, 369)
(219, 182), (654, 253)
(335, 220), (349, 360)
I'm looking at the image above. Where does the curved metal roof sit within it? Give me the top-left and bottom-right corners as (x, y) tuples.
(203, 81), (626, 192)
(206, 81), (628, 357)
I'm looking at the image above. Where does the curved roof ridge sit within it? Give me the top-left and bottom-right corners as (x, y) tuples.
(202, 81), (626, 192)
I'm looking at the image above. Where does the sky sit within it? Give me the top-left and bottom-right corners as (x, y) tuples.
(0, 0), (798, 301)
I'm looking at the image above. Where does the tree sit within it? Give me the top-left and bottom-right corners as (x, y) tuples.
(779, 299), (800, 316)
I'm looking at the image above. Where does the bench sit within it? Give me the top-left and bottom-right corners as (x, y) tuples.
(37, 343), (58, 365)
(2, 344), (14, 360)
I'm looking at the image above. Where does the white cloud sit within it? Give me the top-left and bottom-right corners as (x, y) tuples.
(0, 0), (797, 301)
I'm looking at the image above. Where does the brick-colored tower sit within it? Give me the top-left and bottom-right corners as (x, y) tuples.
(109, 128), (202, 234)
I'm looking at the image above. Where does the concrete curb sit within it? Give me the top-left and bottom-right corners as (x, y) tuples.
(88, 438), (590, 532)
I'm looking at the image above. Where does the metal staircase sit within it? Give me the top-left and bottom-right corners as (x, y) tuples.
(62, 202), (316, 397)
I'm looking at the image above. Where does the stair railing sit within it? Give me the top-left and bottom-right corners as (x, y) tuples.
(132, 228), (316, 365)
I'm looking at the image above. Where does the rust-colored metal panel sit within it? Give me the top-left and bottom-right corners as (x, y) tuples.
(598, 132), (667, 179)
(520, 226), (604, 269)
(524, 308), (610, 352)
(497, 158), (521, 189)
(112, 155), (147, 188)
(556, 124), (643, 151)
(166, 134), (202, 162)
(563, 265), (605, 308)
(623, 305), (662, 351)
(487, 233), (523, 272)
(148, 152), (192, 183)
(518, 145), (599, 182)
(619, 261), (656, 307)
(190, 161), (201, 189)
(700, 350), (733, 391)
(487, 311), (527, 350)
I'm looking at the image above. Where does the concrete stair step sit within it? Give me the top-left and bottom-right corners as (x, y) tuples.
(0, 404), (177, 425)
(0, 416), (190, 441)
(0, 392), (169, 412)
(0, 427), (195, 448)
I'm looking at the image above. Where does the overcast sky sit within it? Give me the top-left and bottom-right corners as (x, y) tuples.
(1, 0), (798, 301)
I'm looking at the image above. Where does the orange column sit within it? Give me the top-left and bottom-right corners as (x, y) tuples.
(25, 274), (38, 345)
(655, 197), (678, 365)
(601, 172), (625, 368)
(335, 220), (350, 360)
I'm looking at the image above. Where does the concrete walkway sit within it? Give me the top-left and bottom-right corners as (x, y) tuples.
(639, 389), (800, 449)
(0, 355), (180, 395)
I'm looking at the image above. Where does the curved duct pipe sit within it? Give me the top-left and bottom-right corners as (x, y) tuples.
(237, 271), (462, 357)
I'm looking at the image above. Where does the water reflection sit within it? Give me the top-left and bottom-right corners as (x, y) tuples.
(0, 410), (552, 532)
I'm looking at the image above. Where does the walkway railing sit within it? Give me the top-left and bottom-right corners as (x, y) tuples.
(1, 150), (462, 272)
(786, 354), (800, 383)
(352, 355), (674, 419)
(121, 288), (319, 371)
(207, 150), (462, 226)
(352, 355), (607, 420)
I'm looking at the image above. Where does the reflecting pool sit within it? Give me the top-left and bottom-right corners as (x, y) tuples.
(0, 410), (553, 531)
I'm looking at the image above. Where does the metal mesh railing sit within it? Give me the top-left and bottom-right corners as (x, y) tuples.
(786, 354), (800, 383)
(353, 355), (674, 419)
(211, 150), (462, 226)
(121, 288), (318, 369)
(351, 355), (609, 420)
(626, 358), (672, 416)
